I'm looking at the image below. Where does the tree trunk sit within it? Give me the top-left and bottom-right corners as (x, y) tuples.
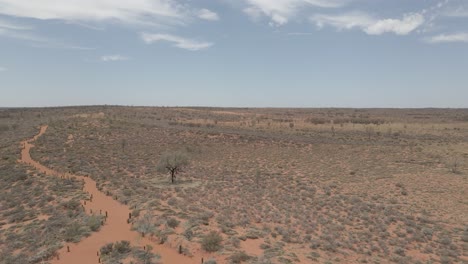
(171, 170), (175, 183)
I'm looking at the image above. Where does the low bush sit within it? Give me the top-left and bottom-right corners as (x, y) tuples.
(201, 231), (223, 252)
(229, 251), (251, 263)
(166, 217), (180, 229)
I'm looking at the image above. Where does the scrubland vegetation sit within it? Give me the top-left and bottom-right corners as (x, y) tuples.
(0, 109), (99, 263)
(1, 106), (467, 263)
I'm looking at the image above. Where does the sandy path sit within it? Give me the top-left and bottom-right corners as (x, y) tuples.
(20, 126), (212, 264)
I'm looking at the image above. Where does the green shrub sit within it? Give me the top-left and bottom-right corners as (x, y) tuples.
(114, 240), (131, 254)
(131, 209), (140, 218)
(87, 215), (102, 232)
(229, 251), (251, 263)
(201, 231), (223, 252)
(133, 245), (160, 264)
(166, 218), (180, 229)
(100, 243), (114, 255)
(64, 222), (83, 242)
(184, 228), (194, 241)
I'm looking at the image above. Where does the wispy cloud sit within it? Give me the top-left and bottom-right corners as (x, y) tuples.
(0, 27), (48, 42)
(0, 26), (94, 50)
(244, 0), (347, 26)
(0, 66), (6, 72)
(65, 21), (106, 31)
(0, 19), (51, 43)
(426, 32), (468, 43)
(0, 1), (217, 51)
(100, 55), (130, 62)
(0, 17), (95, 50)
(0, 18), (32, 30)
(197, 9), (219, 21)
(311, 12), (425, 35)
(0, 0), (185, 26)
(0, 18), (35, 39)
(141, 33), (213, 51)
(365, 14), (425, 35)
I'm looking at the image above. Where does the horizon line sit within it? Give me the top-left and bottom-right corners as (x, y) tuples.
(1, 104), (467, 110)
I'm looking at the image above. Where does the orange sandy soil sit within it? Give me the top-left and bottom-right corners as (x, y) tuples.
(15, 107), (468, 264)
(20, 126), (220, 264)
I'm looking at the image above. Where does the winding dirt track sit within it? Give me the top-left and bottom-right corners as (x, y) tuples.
(21, 126), (209, 264)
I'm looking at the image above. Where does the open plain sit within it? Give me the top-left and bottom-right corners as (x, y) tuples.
(0, 106), (467, 264)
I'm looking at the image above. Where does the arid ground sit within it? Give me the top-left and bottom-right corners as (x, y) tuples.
(0, 106), (467, 264)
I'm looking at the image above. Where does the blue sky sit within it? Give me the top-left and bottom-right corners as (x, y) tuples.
(0, 0), (467, 108)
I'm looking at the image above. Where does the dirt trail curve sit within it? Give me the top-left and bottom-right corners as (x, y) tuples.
(20, 125), (213, 264)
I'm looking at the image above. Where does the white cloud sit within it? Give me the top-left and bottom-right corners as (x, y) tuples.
(270, 13), (288, 26)
(0, 1), (218, 51)
(0, 0), (185, 25)
(365, 14), (425, 35)
(244, 0), (347, 26)
(312, 12), (373, 30)
(100, 55), (130, 62)
(0, 66), (6, 72)
(427, 33), (468, 43)
(311, 12), (425, 35)
(141, 33), (213, 51)
(243, 7), (263, 21)
(197, 9), (219, 21)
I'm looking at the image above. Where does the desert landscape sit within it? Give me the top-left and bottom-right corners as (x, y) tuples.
(2, 0), (467, 263)
(0, 106), (466, 264)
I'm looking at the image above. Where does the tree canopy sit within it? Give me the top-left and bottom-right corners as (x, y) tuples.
(156, 151), (189, 183)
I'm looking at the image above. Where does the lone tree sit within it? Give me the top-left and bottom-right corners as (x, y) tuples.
(157, 151), (189, 183)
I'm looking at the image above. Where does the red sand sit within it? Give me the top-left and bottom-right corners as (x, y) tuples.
(240, 238), (264, 256)
(20, 126), (216, 264)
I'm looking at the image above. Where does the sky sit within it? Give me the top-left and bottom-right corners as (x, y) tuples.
(0, 0), (467, 108)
